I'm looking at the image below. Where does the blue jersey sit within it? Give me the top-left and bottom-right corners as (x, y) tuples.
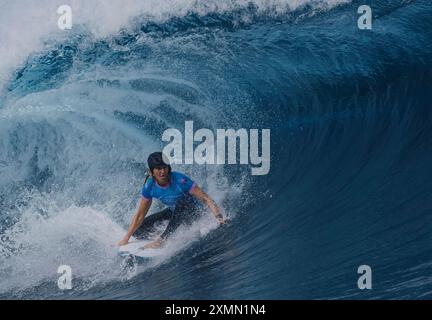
(141, 171), (196, 210)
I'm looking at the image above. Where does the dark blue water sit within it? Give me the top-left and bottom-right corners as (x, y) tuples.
(0, 0), (431, 299)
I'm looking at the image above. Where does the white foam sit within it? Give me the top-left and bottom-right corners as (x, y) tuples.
(0, 204), (125, 293)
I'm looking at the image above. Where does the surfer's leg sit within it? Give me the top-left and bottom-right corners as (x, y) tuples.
(133, 208), (172, 239)
(160, 197), (200, 240)
(159, 213), (183, 240)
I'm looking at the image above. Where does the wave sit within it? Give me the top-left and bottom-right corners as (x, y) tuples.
(0, 0), (351, 92)
(1, 0), (432, 298)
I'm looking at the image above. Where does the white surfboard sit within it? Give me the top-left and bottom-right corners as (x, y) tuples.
(118, 239), (163, 258)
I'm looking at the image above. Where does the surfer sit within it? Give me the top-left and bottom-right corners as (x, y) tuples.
(117, 152), (226, 249)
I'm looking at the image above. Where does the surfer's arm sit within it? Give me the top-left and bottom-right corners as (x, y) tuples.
(118, 197), (152, 246)
(190, 185), (225, 224)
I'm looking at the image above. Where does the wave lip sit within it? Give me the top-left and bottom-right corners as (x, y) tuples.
(0, 0), (351, 92)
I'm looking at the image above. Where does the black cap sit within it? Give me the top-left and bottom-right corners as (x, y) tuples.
(147, 152), (170, 171)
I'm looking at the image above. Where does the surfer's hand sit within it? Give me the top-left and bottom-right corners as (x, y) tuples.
(144, 238), (162, 249)
(117, 238), (129, 246)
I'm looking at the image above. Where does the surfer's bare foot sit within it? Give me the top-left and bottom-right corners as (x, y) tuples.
(217, 217), (226, 225)
(144, 238), (163, 249)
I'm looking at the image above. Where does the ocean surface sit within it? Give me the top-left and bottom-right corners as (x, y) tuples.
(0, 0), (431, 299)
